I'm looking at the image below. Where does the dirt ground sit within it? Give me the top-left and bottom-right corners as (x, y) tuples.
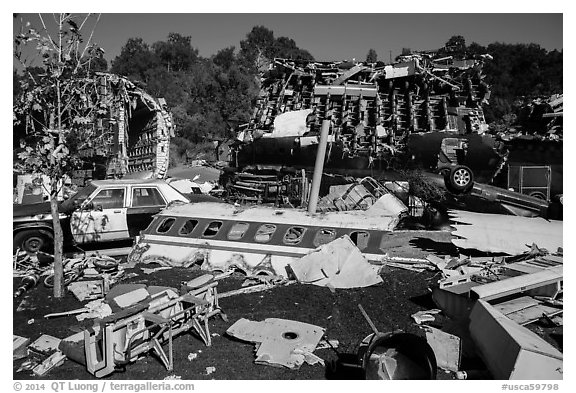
(12, 230), (561, 380)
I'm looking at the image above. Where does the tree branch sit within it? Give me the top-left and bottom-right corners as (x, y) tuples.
(38, 14), (59, 51)
(74, 13), (101, 75)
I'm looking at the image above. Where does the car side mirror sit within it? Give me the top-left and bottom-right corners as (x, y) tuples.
(94, 204), (103, 212)
(83, 201), (94, 211)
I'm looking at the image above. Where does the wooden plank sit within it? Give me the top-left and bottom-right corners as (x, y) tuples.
(494, 296), (540, 316)
(506, 304), (563, 326)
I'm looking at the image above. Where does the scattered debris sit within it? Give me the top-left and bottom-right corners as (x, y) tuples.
(411, 309), (441, 325)
(421, 326), (461, 372)
(76, 300), (113, 321)
(163, 375), (182, 380)
(67, 280), (107, 301)
(16, 298), (37, 312)
(431, 247), (563, 320)
(187, 353), (198, 361)
(32, 351), (66, 376)
(141, 266), (173, 275)
(16, 359), (37, 373)
(315, 339), (339, 350)
(226, 318), (325, 369)
(14, 272), (40, 298)
(13, 335), (30, 360)
(205, 366), (216, 375)
(219, 280), (296, 299)
(381, 255), (437, 272)
(288, 235), (382, 289)
(29, 335), (61, 356)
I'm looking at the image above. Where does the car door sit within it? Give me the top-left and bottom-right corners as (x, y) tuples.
(70, 187), (129, 243)
(127, 186), (167, 237)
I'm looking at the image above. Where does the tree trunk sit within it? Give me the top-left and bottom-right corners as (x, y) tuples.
(50, 179), (65, 298)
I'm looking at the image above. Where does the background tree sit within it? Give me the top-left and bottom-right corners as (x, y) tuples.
(14, 13), (104, 297)
(239, 26), (276, 71)
(366, 48), (378, 63)
(273, 36), (314, 60)
(110, 37), (158, 83)
(443, 35), (466, 57)
(152, 32), (198, 72)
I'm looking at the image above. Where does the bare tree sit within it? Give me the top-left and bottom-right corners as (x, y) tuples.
(14, 13), (103, 297)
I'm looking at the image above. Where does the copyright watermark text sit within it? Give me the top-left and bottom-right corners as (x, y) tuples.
(13, 381), (195, 393)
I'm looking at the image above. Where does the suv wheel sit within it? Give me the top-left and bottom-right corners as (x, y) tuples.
(444, 165), (474, 194)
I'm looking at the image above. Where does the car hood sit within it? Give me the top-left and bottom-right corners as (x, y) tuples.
(13, 201), (53, 218)
(13, 200), (72, 218)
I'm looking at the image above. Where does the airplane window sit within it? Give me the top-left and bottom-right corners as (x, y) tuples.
(179, 220), (198, 236)
(228, 222), (250, 240)
(349, 231), (370, 250)
(283, 226), (306, 245)
(255, 224), (276, 243)
(203, 221), (222, 237)
(313, 228), (337, 247)
(157, 217), (176, 234)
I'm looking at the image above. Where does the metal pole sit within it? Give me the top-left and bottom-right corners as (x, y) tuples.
(307, 119), (330, 214)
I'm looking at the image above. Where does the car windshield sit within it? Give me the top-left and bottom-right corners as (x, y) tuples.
(60, 183), (97, 212)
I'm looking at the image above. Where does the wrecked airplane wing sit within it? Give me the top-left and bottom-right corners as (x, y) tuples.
(449, 210), (562, 254)
(127, 200), (405, 276)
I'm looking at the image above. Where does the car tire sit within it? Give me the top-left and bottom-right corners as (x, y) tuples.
(444, 165), (474, 194)
(14, 229), (53, 253)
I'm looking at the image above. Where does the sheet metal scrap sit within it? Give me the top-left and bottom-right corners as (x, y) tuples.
(226, 318), (325, 369)
(288, 235), (383, 289)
